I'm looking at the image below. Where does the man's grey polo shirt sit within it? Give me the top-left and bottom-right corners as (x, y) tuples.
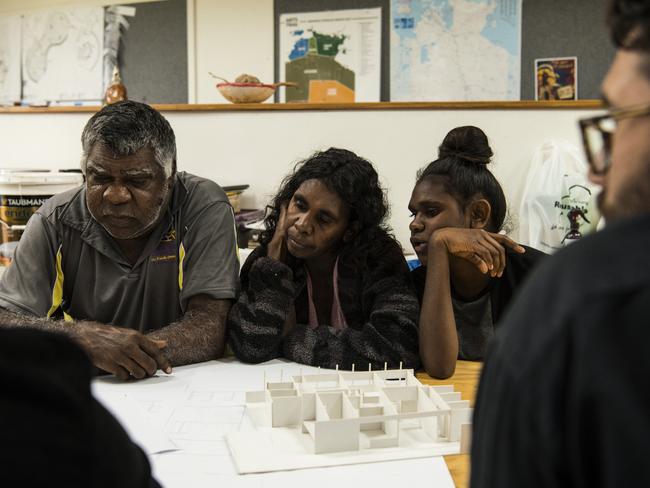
(0, 172), (240, 332)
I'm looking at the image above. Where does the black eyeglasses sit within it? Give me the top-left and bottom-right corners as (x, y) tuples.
(579, 103), (650, 175)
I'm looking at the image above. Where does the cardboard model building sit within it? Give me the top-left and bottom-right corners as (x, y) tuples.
(227, 368), (472, 474)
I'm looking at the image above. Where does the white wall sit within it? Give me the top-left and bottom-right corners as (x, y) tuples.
(192, 0), (274, 103)
(0, 0), (158, 14)
(0, 108), (597, 249)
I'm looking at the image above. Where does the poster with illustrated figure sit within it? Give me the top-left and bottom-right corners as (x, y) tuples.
(0, 15), (22, 104)
(535, 57), (578, 101)
(22, 7), (104, 103)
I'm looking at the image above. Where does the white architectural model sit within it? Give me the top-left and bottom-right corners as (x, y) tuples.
(226, 367), (472, 474)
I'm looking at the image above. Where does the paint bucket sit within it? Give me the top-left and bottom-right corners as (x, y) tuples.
(0, 170), (83, 266)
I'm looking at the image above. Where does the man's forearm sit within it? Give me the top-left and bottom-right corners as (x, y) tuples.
(147, 296), (232, 367)
(0, 307), (74, 335)
(0, 307), (173, 379)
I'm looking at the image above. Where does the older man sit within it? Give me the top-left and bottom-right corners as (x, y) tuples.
(471, 1), (650, 486)
(0, 101), (239, 380)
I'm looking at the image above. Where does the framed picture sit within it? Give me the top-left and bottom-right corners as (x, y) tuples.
(535, 57), (578, 101)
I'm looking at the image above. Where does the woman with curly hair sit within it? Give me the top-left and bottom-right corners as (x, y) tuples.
(228, 148), (419, 370)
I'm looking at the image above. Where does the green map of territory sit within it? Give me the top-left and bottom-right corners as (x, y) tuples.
(286, 30), (354, 102)
(312, 32), (346, 56)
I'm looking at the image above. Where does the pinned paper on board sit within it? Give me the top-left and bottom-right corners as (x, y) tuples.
(0, 15), (22, 104)
(535, 57), (578, 101)
(22, 6), (105, 103)
(278, 8), (381, 103)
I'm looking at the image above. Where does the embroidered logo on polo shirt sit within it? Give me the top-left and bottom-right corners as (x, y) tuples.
(161, 229), (176, 242)
(150, 228), (178, 263)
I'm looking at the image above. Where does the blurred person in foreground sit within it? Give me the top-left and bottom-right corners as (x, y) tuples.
(471, 1), (650, 486)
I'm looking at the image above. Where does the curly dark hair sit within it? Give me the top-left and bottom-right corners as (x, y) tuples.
(608, 0), (650, 51)
(260, 148), (396, 260)
(416, 126), (507, 233)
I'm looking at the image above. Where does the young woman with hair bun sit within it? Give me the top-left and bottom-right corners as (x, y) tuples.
(408, 126), (546, 378)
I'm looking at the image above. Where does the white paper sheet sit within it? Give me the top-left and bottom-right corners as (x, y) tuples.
(92, 386), (178, 455)
(93, 360), (455, 488)
(152, 454), (454, 488)
(22, 6), (104, 102)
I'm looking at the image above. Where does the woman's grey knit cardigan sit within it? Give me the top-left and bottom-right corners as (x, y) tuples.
(227, 232), (420, 370)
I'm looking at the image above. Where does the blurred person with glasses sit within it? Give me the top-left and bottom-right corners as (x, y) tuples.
(471, 1), (650, 487)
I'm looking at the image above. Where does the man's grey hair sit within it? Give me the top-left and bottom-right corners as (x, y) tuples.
(80, 100), (177, 178)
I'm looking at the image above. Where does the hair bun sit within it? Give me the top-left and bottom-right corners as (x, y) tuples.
(438, 126), (493, 166)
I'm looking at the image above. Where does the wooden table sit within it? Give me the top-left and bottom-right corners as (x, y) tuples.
(417, 361), (483, 488)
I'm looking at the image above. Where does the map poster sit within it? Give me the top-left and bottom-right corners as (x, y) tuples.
(0, 15), (22, 104)
(535, 57), (578, 101)
(391, 0), (522, 101)
(278, 8), (381, 103)
(22, 7), (104, 103)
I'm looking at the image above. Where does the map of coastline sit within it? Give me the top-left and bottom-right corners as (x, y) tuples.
(0, 16), (21, 103)
(391, 0), (521, 101)
(22, 7), (104, 102)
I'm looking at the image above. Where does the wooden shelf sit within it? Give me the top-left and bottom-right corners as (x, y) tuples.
(0, 100), (603, 114)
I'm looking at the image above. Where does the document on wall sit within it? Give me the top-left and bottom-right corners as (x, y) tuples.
(0, 15), (22, 104)
(21, 6), (104, 103)
(391, 0), (522, 101)
(278, 8), (381, 103)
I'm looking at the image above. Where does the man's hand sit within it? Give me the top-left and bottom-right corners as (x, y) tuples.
(70, 323), (172, 380)
(430, 228), (525, 277)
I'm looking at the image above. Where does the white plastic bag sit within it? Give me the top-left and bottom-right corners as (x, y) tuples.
(518, 140), (601, 254)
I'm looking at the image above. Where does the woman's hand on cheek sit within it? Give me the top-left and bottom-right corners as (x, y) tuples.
(268, 204), (290, 262)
